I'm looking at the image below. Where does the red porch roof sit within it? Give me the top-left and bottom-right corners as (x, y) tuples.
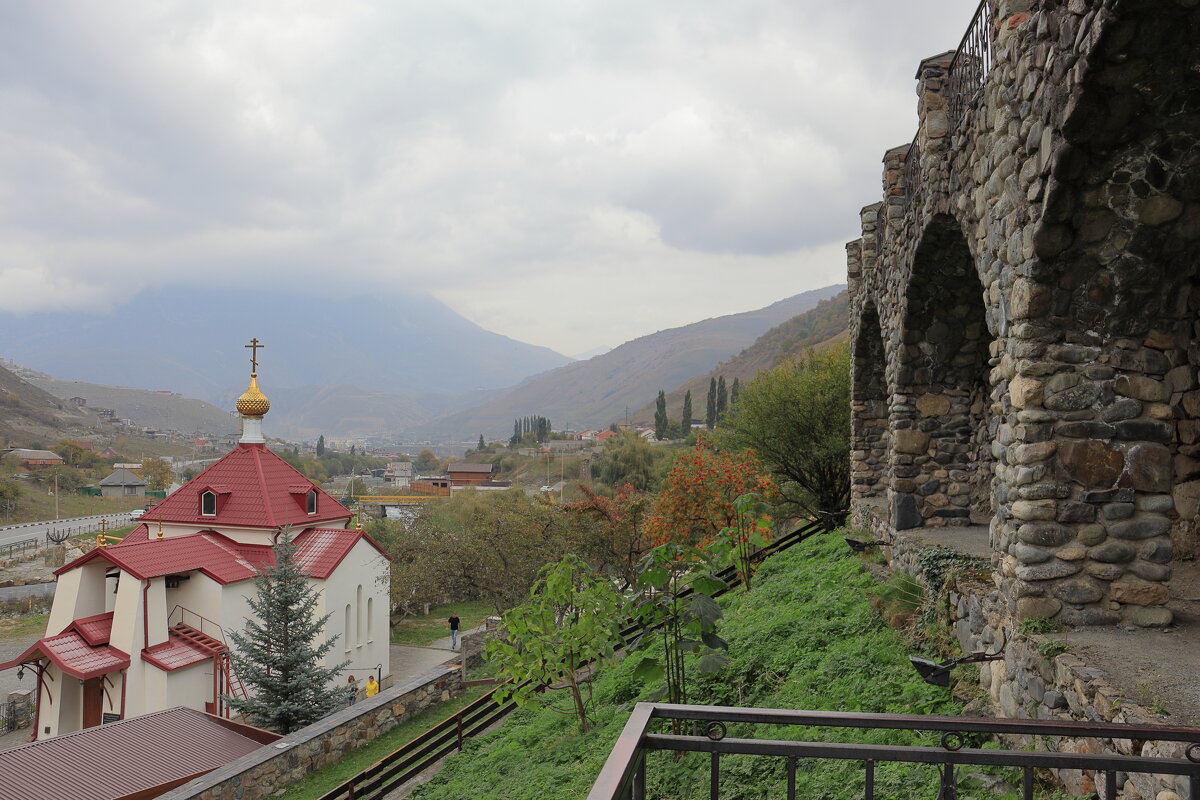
(0, 630), (130, 680)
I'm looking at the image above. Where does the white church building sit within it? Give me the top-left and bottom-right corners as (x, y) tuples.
(1, 357), (391, 740)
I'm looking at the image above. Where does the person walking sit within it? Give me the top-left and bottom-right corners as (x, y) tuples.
(365, 675), (379, 699)
(448, 614), (460, 649)
(346, 674), (359, 707)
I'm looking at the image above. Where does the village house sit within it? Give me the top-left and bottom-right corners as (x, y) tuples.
(0, 358), (390, 740)
(98, 468), (146, 499)
(446, 462), (493, 486)
(2, 448), (65, 468)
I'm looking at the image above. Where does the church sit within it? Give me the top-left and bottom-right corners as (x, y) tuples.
(0, 348), (391, 740)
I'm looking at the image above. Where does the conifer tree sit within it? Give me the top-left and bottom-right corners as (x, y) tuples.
(716, 376), (728, 421)
(225, 530), (348, 733)
(510, 420), (521, 448)
(654, 390), (668, 440)
(681, 390), (693, 437)
(316, 435), (326, 456)
(706, 378), (717, 429)
(730, 377), (741, 407)
(478, 434), (486, 452)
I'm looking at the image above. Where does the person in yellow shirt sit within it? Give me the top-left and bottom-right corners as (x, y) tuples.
(365, 675), (379, 699)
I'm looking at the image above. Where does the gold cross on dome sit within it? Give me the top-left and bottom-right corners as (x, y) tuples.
(244, 338), (264, 373)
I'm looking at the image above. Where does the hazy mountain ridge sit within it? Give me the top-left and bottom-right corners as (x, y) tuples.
(411, 285), (846, 439)
(0, 287), (572, 405)
(632, 289), (851, 423)
(0, 360), (99, 446)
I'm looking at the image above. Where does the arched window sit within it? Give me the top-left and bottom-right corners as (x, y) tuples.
(367, 597), (373, 642)
(306, 489), (317, 515)
(356, 585), (363, 646)
(200, 490), (216, 516)
(344, 604), (352, 652)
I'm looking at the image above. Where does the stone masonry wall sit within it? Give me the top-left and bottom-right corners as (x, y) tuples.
(848, 0), (1200, 626)
(159, 666), (463, 800)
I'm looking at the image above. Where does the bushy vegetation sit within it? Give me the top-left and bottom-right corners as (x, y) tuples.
(410, 534), (978, 800)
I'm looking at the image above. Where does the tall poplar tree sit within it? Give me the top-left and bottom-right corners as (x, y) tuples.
(654, 390), (668, 440)
(716, 376), (728, 421)
(706, 378), (717, 429)
(730, 377), (741, 407)
(316, 435), (326, 456)
(680, 390), (693, 438)
(225, 530), (348, 733)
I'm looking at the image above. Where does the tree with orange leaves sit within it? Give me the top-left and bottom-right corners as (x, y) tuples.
(644, 435), (776, 547)
(563, 484), (653, 589)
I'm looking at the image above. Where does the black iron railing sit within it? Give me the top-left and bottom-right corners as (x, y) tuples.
(589, 703), (1200, 800)
(947, 0), (994, 127)
(314, 516), (835, 800)
(0, 537), (39, 560)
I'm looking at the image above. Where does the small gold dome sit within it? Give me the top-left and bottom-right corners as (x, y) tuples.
(236, 373), (271, 417)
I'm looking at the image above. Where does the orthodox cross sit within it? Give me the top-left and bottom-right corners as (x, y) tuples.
(245, 337), (264, 373)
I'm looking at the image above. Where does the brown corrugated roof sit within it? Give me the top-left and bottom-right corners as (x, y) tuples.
(0, 707), (279, 800)
(447, 462), (493, 473)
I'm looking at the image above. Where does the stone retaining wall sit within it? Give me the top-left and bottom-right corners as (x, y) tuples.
(159, 666), (463, 800)
(890, 531), (1191, 800)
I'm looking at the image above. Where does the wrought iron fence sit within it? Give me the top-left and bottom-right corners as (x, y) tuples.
(588, 703), (1200, 800)
(0, 537), (39, 560)
(947, 0), (994, 128)
(314, 516), (836, 800)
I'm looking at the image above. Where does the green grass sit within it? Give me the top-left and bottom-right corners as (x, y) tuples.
(0, 613), (49, 640)
(278, 687), (491, 799)
(408, 533), (990, 800)
(0, 491), (144, 526)
(390, 600), (494, 646)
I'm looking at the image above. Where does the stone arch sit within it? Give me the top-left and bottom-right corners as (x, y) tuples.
(893, 213), (995, 528)
(851, 301), (890, 501)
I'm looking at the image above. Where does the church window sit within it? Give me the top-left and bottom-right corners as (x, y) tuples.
(344, 604), (352, 653)
(356, 585), (363, 646)
(306, 489), (317, 515)
(367, 597), (373, 642)
(201, 490), (216, 516)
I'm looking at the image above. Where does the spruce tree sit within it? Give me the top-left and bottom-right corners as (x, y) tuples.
(225, 530), (348, 733)
(716, 376), (728, 421)
(706, 378), (717, 429)
(478, 433), (486, 452)
(681, 390), (693, 437)
(654, 390), (668, 440)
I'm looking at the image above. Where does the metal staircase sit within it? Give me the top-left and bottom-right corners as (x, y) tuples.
(169, 621), (248, 718)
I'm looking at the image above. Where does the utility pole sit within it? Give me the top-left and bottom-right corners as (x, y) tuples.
(54, 471), (59, 520)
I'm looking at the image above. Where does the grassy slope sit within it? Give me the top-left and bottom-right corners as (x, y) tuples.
(410, 534), (976, 800)
(390, 600), (494, 646)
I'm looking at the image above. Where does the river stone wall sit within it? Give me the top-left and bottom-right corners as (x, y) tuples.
(159, 666), (463, 800)
(848, 0), (1200, 626)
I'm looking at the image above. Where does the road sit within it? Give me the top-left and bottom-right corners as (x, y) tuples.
(0, 512), (134, 550)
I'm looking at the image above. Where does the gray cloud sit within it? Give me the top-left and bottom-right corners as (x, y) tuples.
(0, 0), (974, 352)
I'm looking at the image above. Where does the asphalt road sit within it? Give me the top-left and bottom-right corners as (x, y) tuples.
(0, 512), (134, 550)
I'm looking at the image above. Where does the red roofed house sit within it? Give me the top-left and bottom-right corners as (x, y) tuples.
(0, 363), (391, 741)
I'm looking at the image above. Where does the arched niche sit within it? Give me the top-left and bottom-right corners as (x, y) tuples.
(894, 213), (995, 528)
(851, 302), (890, 501)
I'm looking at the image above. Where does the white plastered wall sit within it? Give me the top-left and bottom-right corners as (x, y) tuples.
(320, 539), (391, 683)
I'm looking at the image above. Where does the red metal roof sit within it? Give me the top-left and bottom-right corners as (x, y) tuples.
(140, 443), (351, 529)
(56, 528), (388, 585)
(70, 612), (114, 647)
(142, 635), (212, 672)
(0, 631), (130, 680)
(0, 706), (279, 800)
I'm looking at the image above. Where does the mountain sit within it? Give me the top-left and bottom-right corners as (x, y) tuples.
(0, 360), (99, 446)
(0, 287), (572, 407)
(412, 285), (846, 439)
(632, 290), (850, 423)
(20, 368), (239, 437)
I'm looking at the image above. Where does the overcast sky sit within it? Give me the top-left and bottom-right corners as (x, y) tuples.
(0, 2), (971, 356)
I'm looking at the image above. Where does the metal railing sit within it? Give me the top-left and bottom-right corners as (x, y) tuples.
(946, 0), (994, 128)
(167, 605), (228, 644)
(0, 537), (39, 560)
(314, 515), (837, 800)
(589, 703), (1200, 800)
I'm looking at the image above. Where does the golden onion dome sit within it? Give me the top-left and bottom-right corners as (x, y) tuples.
(236, 373), (271, 417)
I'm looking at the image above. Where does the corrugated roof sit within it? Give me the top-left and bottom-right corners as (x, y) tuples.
(0, 707), (279, 800)
(71, 612), (114, 647)
(140, 443), (351, 529)
(0, 631), (130, 680)
(56, 528), (388, 585)
(142, 635), (212, 672)
(98, 468), (146, 487)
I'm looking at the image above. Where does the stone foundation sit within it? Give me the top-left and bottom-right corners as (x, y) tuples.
(159, 666), (463, 800)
